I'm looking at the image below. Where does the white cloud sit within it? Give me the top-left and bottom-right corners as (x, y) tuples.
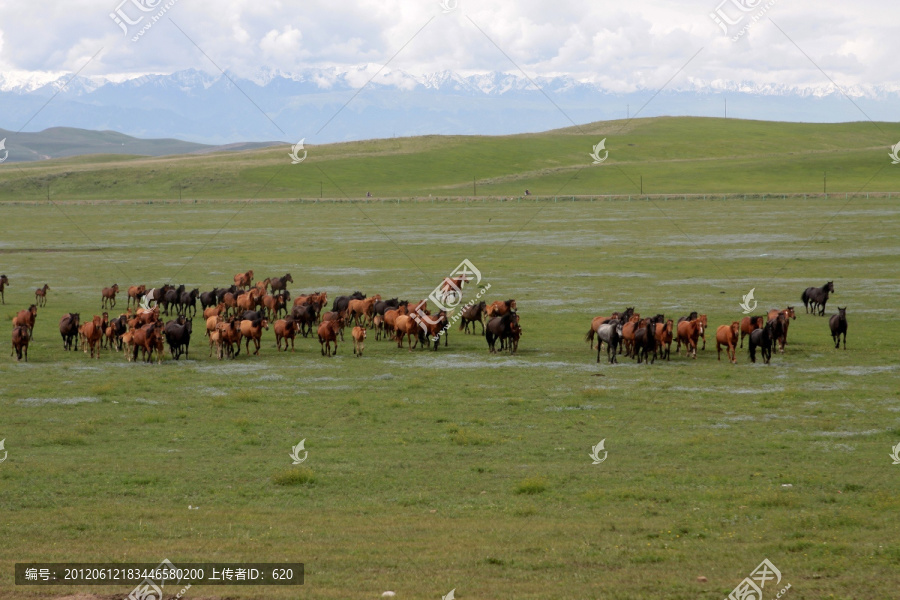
(0, 0), (896, 93)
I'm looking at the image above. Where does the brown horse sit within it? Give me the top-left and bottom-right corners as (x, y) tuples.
(317, 319), (341, 356)
(459, 301), (487, 335)
(34, 284), (50, 307)
(654, 319), (674, 361)
(234, 270), (254, 289)
(486, 299), (517, 318)
(11, 325), (30, 361)
(132, 321), (164, 363)
(13, 305), (38, 337)
(382, 305), (408, 341)
(79, 315), (104, 359)
(348, 295), (380, 327)
(393, 314), (423, 351)
(0, 274), (8, 304)
(101, 284), (120, 309)
(716, 322), (740, 363)
(240, 318), (269, 355)
(767, 307), (796, 353)
(127, 284), (147, 309)
(274, 317), (300, 351)
(352, 326), (367, 356)
(739, 315), (765, 348)
(620, 315), (642, 357)
(675, 318), (704, 359)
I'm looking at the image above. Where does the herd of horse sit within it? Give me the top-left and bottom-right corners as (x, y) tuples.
(5, 271), (521, 362)
(6, 274), (848, 364)
(585, 281), (847, 365)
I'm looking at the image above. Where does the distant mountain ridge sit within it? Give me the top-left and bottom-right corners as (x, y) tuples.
(0, 127), (284, 163)
(1, 67), (898, 145)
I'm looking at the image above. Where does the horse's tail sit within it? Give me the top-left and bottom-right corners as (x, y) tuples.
(585, 327), (595, 343)
(800, 289), (809, 307)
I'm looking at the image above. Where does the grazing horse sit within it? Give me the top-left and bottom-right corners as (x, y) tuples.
(352, 326), (367, 356)
(101, 284), (119, 309)
(127, 284), (147, 309)
(829, 307), (848, 349)
(234, 270), (254, 290)
(485, 312), (519, 354)
(274, 317), (300, 351)
(240, 318), (269, 356)
(739, 315), (765, 348)
(79, 315), (104, 359)
(459, 301), (487, 335)
(486, 299), (517, 318)
(317, 319), (342, 356)
(748, 321), (775, 364)
(0, 274), (9, 304)
(595, 319), (621, 364)
(59, 313), (81, 351)
(654, 319), (674, 361)
(34, 284), (50, 307)
(269, 273), (293, 293)
(675, 318), (703, 359)
(802, 281), (834, 316)
(716, 322), (740, 363)
(11, 325), (30, 361)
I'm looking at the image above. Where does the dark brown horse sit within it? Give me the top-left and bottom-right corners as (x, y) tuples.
(11, 325), (30, 361)
(269, 273), (293, 293)
(459, 301), (487, 335)
(59, 313), (81, 351)
(829, 307), (848, 349)
(739, 315), (765, 348)
(34, 284), (50, 307)
(802, 281), (834, 316)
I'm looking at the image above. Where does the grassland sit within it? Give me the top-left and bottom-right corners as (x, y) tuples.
(1, 117), (900, 201)
(0, 190), (898, 599)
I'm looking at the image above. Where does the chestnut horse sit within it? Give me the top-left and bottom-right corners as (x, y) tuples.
(317, 319), (342, 356)
(127, 284), (147, 309)
(739, 315), (765, 348)
(716, 322), (740, 363)
(34, 284), (50, 307)
(79, 315), (104, 359)
(275, 317), (300, 351)
(675, 318), (704, 359)
(654, 319), (674, 361)
(352, 326), (367, 356)
(13, 305), (38, 338)
(486, 299), (517, 318)
(234, 270), (254, 290)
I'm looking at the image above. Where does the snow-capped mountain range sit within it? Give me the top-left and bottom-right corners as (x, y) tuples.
(1, 67), (898, 145)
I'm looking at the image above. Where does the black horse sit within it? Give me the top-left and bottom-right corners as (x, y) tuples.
(748, 321), (775, 364)
(178, 288), (199, 317)
(200, 288), (220, 310)
(829, 307), (848, 349)
(332, 291), (365, 313)
(633, 319), (658, 364)
(164, 316), (192, 360)
(802, 281), (834, 316)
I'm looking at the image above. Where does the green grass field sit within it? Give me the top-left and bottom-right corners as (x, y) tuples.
(2, 117), (900, 201)
(1, 186), (899, 599)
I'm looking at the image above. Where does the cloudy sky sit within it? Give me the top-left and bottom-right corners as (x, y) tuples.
(0, 0), (897, 93)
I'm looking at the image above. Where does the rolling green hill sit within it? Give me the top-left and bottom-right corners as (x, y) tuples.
(1, 117), (898, 200)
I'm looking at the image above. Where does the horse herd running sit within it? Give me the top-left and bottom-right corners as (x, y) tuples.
(585, 280), (847, 365)
(5, 271), (521, 362)
(5, 273), (848, 364)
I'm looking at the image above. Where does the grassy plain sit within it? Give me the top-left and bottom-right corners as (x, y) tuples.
(0, 191), (898, 599)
